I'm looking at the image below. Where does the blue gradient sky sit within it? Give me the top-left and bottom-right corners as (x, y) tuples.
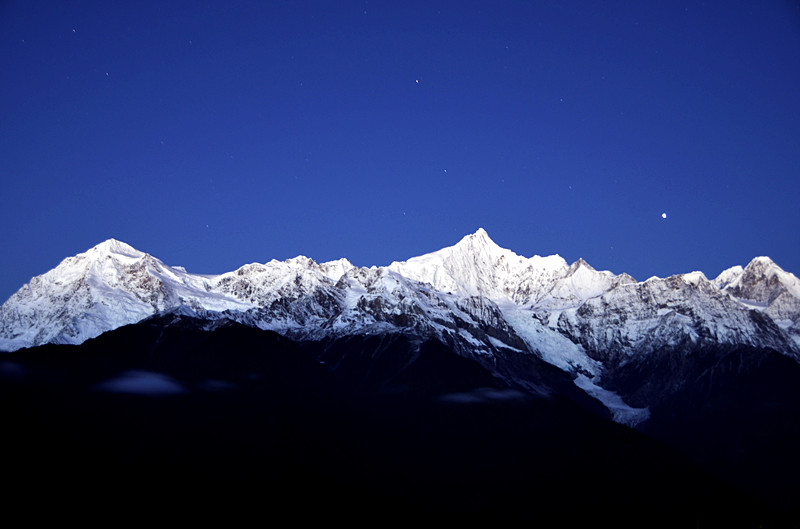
(1, 1), (799, 301)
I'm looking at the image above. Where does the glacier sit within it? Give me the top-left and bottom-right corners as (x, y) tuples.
(2, 228), (800, 426)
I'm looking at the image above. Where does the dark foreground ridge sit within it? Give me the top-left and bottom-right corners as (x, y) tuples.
(1, 314), (797, 527)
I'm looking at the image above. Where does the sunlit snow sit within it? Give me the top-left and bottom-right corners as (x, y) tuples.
(3, 229), (800, 425)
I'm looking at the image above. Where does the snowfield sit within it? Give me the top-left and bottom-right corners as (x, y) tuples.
(2, 229), (800, 425)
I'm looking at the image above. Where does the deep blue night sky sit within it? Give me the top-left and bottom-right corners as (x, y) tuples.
(1, 1), (799, 301)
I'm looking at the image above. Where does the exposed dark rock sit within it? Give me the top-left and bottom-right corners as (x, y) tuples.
(2, 314), (795, 527)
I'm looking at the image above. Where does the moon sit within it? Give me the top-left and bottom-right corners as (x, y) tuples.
(661, 213), (667, 219)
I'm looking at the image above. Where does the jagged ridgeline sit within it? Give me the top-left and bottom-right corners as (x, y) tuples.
(2, 229), (800, 425)
(3, 230), (800, 524)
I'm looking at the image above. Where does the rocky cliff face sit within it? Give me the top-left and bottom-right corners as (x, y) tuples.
(2, 229), (800, 427)
(714, 256), (800, 345)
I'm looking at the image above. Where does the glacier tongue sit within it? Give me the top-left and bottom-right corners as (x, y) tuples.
(3, 231), (800, 425)
(573, 374), (650, 426)
(497, 300), (601, 376)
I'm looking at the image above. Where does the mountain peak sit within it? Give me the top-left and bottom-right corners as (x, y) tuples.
(89, 239), (145, 259)
(448, 229), (520, 266)
(454, 227), (500, 250)
(715, 256), (800, 307)
(740, 256), (793, 286)
(568, 258), (596, 274)
(713, 265), (744, 290)
(471, 227), (491, 240)
(745, 256), (779, 272)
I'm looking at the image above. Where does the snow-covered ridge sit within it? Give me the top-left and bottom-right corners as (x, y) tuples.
(388, 228), (569, 302)
(0, 238), (254, 351)
(2, 229), (799, 354)
(2, 229), (800, 426)
(713, 256), (800, 340)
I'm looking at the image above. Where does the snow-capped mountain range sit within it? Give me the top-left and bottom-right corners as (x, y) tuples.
(3, 229), (799, 425)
